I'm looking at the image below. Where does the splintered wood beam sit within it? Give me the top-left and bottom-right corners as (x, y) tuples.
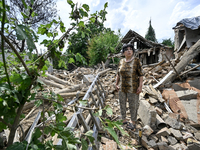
(164, 54), (182, 81)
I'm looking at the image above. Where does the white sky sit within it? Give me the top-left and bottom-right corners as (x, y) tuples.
(56, 0), (200, 43)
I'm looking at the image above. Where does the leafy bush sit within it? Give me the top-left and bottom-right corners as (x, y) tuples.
(87, 30), (120, 66)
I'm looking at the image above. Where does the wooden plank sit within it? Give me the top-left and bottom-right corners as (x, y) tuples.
(88, 117), (100, 150)
(46, 72), (71, 86)
(38, 77), (65, 89)
(77, 113), (90, 132)
(88, 109), (101, 131)
(164, 54), (182, 81)
(180, 63), (200, 76)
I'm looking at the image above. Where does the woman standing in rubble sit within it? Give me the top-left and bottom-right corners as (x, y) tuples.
(115, 43), (144, 130)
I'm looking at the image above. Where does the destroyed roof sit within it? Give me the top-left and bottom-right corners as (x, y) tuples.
(173, 16), (200, 30)
(116, 29), (163, 50)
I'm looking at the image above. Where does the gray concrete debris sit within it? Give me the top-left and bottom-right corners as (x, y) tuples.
(83, 74), (96, 85)
(161, 136), (168, 144)
(169, 143), (187, 150)
(194, 132), (200, 141)
(164, 114), (184, 130)
(148, 139), (158, 149)
(176, 90), (198, 100)
(143, 125), (154, 136)
(156, 127), (171, 138)
(187, 142), (200, 150)
(180, 99), (198, 123)
(149, 96), (158, 104)
(187, 78), (200, 89)
(157, 141), (173, 150)
(155, 107), (163, 116)
(141, 135), (150, 149)
(168, 136), (178, 145)
(138, 100), (157, 130)
(169, 128), (183, 140)
(182, 132), (194, 141)
(172, 83), (188, 91)
(149, 134), (158, 142)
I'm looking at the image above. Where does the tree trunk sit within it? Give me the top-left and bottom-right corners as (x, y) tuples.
(163, 39), (200, 84)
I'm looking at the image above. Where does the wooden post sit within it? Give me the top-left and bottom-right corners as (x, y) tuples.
(164, 54), (182, 81)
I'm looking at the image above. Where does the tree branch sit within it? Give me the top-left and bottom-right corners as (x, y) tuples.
(0, 31), (31, 77)
(1, 0), (12, 89)
(0, 118), (12, 128)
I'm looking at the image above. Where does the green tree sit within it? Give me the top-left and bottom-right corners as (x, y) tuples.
(0, 0), (103, 149)
(6, 0), (58, 52)
(87, 30), (121, 66)
(67, 5), (108, 65)
(162, 38), (174, 48)
(145, 19), (157, 42)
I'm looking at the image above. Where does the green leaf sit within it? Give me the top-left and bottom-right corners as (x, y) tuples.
(21, 12), (28, 19)
(66, 143), (77, 150)
(81, 138), (88, 150)
(15, 25), (36, 50)
(15, 25), (28, 40)
(21, 0), (27, 9)
(89, 17), (96, 23)
(78, 21), (85, 28)
(60, 21), (66, 33)
(33, 128), (42, 139)
(104, 105), (113, 116)
(67, 0), (75, 8)
(104, 2), (108, 9)
(79, 100), (87, 106)
(56, 113), (67, 123)
(85, 130), (95, 143)
(94, 109), (102, 117)
(82, 4), (89, 11)
(68, 58), (75, 63)
(6, 142), (26, 150)
(114, 121), (129, 136)
(31, 11), (36, 17)
(104, 126), (120, 145)
(81, 31), (85, 38)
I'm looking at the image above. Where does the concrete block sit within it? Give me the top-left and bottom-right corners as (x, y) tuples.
(172, 83), (188, 91)
(156, 127), (171, 138)
(176, 90), (198, 100)
(138, 100), (157, 130)
(149, 134), (158, 142)
(169, 128), (183, 140)
(181, 99), (198, 123)
(169, 143), (185, 150)
(161, 136), (168, 144)
(187, 143), (200, 150)
(155, 107), (163, 116)
(149, 96), (158, 104)
(103, 141), (117, 150)
(168, 136), (177, 145)
(143, 125), (154, 136)
(157, 142), (172, 150)
(148, 140), (158, 149)
(141, 135), (150, 149)
(187, 78), (200, 90)
(194, 132), (200, 141)
(164, 114), (184, 130)
(83, 74), (95, 85)
(183, 132), (193, 141)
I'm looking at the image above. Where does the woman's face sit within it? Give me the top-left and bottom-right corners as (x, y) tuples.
(123, 46), (133, 57)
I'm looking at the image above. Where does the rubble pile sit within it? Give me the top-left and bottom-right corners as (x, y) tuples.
(2, 57), (200, 150)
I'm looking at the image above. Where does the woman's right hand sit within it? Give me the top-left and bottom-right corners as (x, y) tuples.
(115, 84), (119, 91)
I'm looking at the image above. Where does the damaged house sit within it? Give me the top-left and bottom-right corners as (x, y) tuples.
(116, 29), (174, 65)
(173, 16), (200, 63)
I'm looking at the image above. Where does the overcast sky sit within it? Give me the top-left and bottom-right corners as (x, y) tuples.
(56, 0), (200, 43)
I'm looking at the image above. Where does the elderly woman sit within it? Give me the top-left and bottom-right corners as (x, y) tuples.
(115, 44), (144, 130)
